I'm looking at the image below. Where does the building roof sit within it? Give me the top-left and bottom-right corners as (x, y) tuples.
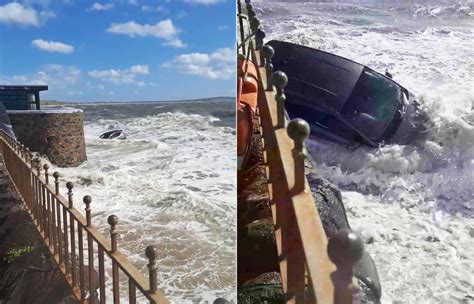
(0, 85), (48, 91)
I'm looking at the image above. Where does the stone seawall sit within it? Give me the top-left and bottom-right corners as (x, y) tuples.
(8, 109), (87, 167)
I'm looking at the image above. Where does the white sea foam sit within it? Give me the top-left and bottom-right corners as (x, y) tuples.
(255, 0), (473, 302)
(48, 109), (236, 303)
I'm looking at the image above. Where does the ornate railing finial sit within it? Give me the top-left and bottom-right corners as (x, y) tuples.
(327, 229), (364, 304)
(270, 71), (288, 128)
(108, 215), (119, 252)
(287, 118), (310, 193)
(66, 182), (74, 208)
(146, 245), (158, 293)
(83, 195), (92, 226)
(261, 45), (275, 90)
(43, 164), (50, 184)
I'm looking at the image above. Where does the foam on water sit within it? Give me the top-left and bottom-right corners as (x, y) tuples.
(48, 103), (235, 303)
(255, 0), (473, 302)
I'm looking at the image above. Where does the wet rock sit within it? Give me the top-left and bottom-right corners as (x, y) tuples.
(238, 218), (279, 286)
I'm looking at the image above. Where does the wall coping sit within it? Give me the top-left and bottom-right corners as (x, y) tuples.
(7, 107), (83, 114)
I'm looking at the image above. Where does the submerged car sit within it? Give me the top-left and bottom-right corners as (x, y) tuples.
(267, 40), (429, 147)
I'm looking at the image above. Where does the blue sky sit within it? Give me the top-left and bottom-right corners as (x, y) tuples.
(0, 0), (235, 102)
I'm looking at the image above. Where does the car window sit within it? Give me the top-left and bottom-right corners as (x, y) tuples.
(342, 68), (401, 140)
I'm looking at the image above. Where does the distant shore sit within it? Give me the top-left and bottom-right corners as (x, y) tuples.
(43, 96), (234, 105)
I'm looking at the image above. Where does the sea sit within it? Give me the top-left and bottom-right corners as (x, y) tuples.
(253, 0), (473, 303)
(49, 99), (236, 303)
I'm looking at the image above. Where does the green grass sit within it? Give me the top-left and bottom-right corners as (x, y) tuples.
(3, 246), (34, 263)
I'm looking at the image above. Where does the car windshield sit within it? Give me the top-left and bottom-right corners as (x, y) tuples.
(342, 68), (401, 141)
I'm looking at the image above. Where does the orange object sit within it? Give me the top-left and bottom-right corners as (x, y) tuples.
(237, 58), (259, 165)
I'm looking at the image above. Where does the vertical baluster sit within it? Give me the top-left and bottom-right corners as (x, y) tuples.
(63, 187), (70, 275)
(43, 164), (51, 243)
(129, 279), (137, 304)
(84, 196), (95, 304)
(287, 119), (310, 193)
(261, 45), (274, 90)
(78, 224), (85, 302)
(327, 229), (364, 304)
(146, 245), (158, 294)
(98, 247), (106, 304)
(270, 71), (288, 129)
(53, 172), (63, 264)
(108, 215), (120, 304)
(66, 182), (77, 287)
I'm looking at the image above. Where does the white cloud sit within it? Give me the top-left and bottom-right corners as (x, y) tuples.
(32, 39), (74, 54)
(106, 19), (185, 48)
(0, 64), (81, 87)
(184, 0), (223, 5)
(128, 0), (138, 5)
(0, 2), (55, 26)
(88, 65), (149, 85)
(0, 2), (39, 26)
(217, 25), (229, 31)
(141, 5), (166, 13)
(90, 2), (114, 11)
(162, 47), (234, 80)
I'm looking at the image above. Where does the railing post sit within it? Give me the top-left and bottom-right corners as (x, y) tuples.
(270, 71), (288, 128)
(327, 229), (364, 304)
(43, 164), (49, 184)
(287, 118), (310, 193)
(108, 215), (118, 252)
(84, 195), (92, 226)
(108, 215), (119, 304)
(66, 182), (74, 208)
(261, 45), (274, 90)
(25, 148), (30, 163)
(146, 245), (158, 294)
(53, 172), (60, 195)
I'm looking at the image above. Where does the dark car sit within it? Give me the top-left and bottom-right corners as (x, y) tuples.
(267, 40), (429, 147)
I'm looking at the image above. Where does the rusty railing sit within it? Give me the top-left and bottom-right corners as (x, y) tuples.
(240, 1), (365, 303)
(0, 129), (169, 304)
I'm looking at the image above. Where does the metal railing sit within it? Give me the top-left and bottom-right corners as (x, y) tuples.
(239, 1), (365, 303)
(0, 130), (169, 304)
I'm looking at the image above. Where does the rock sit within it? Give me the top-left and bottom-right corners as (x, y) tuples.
(238, 218), (279, 286)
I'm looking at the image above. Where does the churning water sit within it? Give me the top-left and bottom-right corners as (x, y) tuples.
(254, 0), (473, 303)
(51, 100), (235, 303)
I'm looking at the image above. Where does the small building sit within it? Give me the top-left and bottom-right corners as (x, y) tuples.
(0, 85), (48, 110)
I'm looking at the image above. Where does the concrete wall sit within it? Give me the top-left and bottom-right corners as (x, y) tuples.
(8, 109), (87, 167)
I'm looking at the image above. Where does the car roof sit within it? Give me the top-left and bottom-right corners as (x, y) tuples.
(267, 40), (407, 113)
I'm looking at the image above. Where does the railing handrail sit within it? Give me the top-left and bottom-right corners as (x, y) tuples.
(0, 129), (169, 304)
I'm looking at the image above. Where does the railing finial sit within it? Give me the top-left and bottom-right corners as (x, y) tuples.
(53, 172), (60, 195)
(287, 118), (310, 193)
(108, 215), (118, 252)
(261, 45), (274, 90)
(145, 245), (158, 293)
(43, 164), (50, 184)
(35, 158), (41, 175)
(83, 195), (92, 226)
(327, 229), (364, 303)
(270, 71), (288, 128)
(66, 182), (74, 208)
(255, 28), (266, 50)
